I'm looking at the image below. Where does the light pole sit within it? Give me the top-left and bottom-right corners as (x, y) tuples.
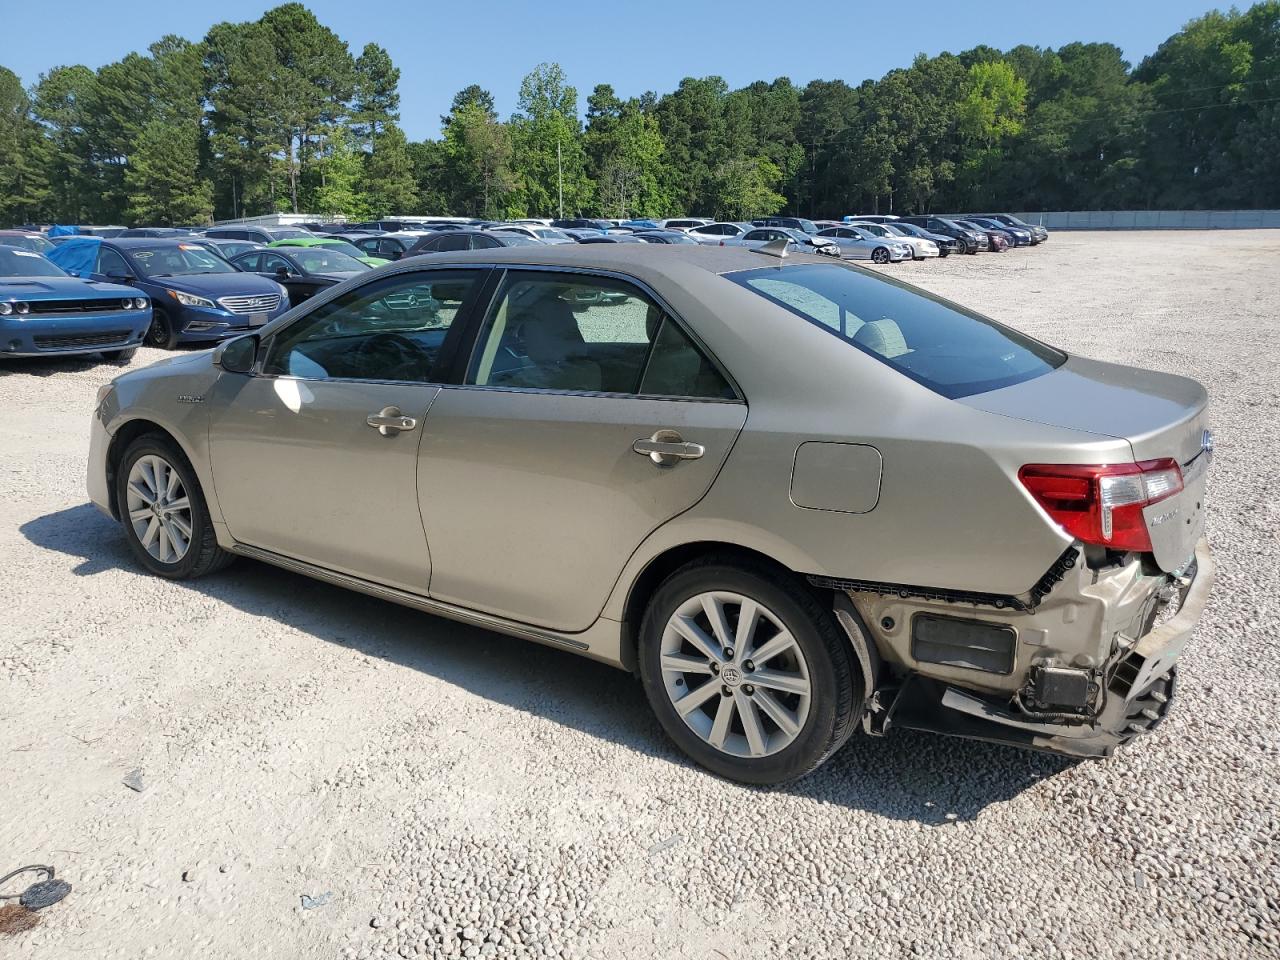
(557, 139), (564, 219)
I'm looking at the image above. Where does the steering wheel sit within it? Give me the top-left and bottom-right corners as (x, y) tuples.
(352, 332), (430, 379)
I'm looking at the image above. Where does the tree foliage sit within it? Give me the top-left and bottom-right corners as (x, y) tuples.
(2, 3), (1279, 226)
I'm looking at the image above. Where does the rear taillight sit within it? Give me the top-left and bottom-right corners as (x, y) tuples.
(1018, 459), (1183, 552)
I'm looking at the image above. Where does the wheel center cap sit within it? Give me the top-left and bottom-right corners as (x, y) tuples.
(720, 666), (742, 687)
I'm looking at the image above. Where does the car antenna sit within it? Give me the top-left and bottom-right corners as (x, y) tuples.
(752, 237), (790, 260)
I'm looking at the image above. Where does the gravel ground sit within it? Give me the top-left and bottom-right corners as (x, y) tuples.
(1, 230), (1277, 959)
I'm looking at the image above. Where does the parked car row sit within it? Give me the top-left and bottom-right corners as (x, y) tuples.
(1, 211), (1047, 361)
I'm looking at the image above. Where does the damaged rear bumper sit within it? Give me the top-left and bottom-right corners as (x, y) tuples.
(881, 538), (1215, 758)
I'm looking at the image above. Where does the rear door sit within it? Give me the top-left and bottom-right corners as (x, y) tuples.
(207, 268), (489, 592)
(419, 269), (747, 631)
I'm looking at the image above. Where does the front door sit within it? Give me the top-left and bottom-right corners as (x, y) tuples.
(419, 269), (748, 631)
(207, 268), (488, 593)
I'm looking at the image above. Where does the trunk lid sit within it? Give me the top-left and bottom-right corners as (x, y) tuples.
(962, 355), (1211, 572)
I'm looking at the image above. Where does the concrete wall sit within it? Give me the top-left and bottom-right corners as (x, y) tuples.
(1011, 210), (1280, 230)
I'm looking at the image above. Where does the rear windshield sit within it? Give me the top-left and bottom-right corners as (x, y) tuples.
(728, 262), (1065, 398)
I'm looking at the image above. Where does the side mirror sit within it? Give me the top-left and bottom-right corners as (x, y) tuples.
(274, 266), (290, 279)
(213, 335), (258, 374)
(108, 273), (136, 284)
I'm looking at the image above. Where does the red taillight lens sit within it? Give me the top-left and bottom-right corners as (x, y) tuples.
(1018, 459), (1183, 552)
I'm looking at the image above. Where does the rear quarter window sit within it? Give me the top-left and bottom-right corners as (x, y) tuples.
(728, 262), (1065, 399)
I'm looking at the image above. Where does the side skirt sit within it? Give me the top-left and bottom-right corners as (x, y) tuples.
(231, 542), (600, 658)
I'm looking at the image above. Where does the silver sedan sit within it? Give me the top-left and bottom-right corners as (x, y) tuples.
(88, 245), (1214, 783)
(817, 225), (915, 263)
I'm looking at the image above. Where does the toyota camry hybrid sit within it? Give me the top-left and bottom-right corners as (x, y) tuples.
(87, 244), (1214, 784)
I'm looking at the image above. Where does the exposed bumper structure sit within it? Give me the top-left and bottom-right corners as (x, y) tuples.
(874, 538), (1215, 758)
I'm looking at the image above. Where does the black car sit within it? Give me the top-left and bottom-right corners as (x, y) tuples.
(980, 213), (1048, 244)
(750, 216), (820, 235)
(897, 216), (986, 254)
(229, 247), (369, 307)
(407, 230), (541, 254)
(341, 233), (421, 262)
(888, 221), (957, 256)
(551, 218), (614, 231)
(205, 225), (313, 244)
(633, 230), (699, 244)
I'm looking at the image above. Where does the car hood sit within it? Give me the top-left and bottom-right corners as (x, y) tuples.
(0, 275), (137, 299)
(960, 354), (1208, 464)
(144, 272), (283, 298)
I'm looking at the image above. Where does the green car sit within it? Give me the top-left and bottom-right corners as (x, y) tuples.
(267, 236), (390, 268)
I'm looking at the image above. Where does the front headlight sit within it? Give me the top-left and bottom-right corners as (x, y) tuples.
(95, 382), (114, 407)
(0, 302), (11, 316)
(168, 290), (216, 309)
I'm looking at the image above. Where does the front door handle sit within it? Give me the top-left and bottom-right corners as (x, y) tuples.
(367, 405), (417, 436)
(633, 429), (705, 466)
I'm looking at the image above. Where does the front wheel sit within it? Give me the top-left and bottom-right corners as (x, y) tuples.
(146, 307), (178, 349)
(102, 347), (137, 363)
(871, 246), (890, 264)
(638, 558), (861, 784)
(115, 435), (233, 579)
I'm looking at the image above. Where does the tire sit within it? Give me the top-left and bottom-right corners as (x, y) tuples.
(102, 347), (137, 363)
(871, 246), (890, 264)
(146, 306), (178, 350)
(638, 556), (862, 785)
(115, 434), (234, 579)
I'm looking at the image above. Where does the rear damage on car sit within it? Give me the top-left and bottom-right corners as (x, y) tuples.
(822, 357), (1215, 757)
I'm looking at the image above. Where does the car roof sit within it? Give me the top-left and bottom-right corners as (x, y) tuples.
(404, 241), (830, 277)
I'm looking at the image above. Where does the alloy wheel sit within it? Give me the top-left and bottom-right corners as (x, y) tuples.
(125, 454), (193, 564)
(872, 247), (890, 264)
(659, 591), (812, 759)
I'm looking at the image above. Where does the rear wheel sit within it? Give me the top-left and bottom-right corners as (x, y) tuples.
(115, 435), (233, 579)
(146, 306), (178, 349)
(638, 558), (861, 784)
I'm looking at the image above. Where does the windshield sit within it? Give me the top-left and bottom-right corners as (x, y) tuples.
(882, 225), (910, 237)
(291, 248), (369, 273)
(728, 262), (1065, 399)
(0, 235), (55, 254)
(534, 228), (573, 242)
(266, 228), (311, 240)
(130, 244), (238, 276)
(0, 247), (67, 278)
(499, 235), (541, 246)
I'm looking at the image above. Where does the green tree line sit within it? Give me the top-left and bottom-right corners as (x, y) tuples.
(2, 2), (1278, 227)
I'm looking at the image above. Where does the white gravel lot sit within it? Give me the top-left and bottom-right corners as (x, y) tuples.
(1, 230), (1277, 959)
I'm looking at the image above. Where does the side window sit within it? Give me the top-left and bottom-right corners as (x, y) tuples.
(236, 253), (263, 272)
(379, 239), (400, 257)
(262, 271), (482, 382)
(468, 273), (661, 394)
(415, 236), (441, 253)
(437, 234), (470, 252)
(260, 253), (291, 274)
(640, 318), (734, 399)
(96, 247), (130, 277)
(470, 234), (500, 250)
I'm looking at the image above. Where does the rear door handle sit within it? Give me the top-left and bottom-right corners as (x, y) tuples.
(367, 405), (417, 436)
(633, 430), (705, 466)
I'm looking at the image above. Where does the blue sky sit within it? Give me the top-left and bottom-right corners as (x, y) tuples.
(6, 0), (1221, 141)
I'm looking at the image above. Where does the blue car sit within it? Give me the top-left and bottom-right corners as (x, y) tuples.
(0, 245), (150, 362)
(48, 237), (291, 349)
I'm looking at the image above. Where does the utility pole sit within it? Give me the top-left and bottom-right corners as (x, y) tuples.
(557, 140), (564, 219)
